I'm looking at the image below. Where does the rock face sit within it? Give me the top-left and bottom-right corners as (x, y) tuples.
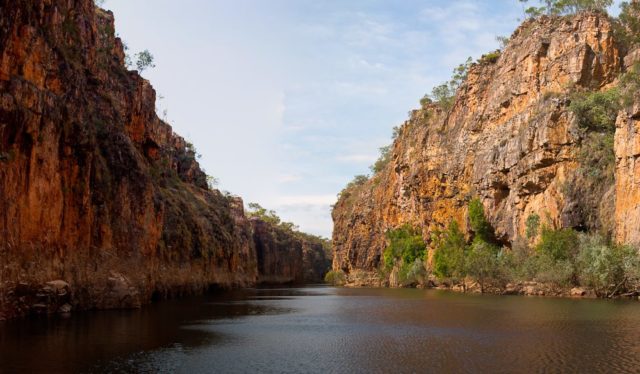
(0, 0), (327, 320)
(251, 219), (331, 284)
(332, 13), (635, 280)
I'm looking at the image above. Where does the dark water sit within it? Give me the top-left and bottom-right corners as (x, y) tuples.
(2, 287), (640, 373)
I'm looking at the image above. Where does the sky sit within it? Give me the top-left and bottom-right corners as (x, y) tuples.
(103, 0), (614, 238)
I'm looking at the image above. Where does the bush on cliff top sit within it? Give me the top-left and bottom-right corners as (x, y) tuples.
(519, 0), (613, 17)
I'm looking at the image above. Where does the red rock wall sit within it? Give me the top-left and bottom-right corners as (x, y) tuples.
(332, 13), (634, 281)
(0, 0), (262, 319)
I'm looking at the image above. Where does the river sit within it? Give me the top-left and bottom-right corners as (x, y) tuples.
(1, 286), (639, 373)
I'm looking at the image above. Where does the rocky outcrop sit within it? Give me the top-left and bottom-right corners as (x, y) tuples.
(332, 12), (633, 281)
(251, 219), (331, 284)
(615, 48), (640, 245)
(0, 0), (321, 320)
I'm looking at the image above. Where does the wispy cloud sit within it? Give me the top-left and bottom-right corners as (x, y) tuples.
(336, 153), (377, 163)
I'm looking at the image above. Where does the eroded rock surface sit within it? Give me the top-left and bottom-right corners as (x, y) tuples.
(332, 13), (636, 282)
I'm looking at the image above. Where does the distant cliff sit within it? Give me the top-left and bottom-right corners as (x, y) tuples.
(0, 0), (328, 320)
(332, 10), (640, 287)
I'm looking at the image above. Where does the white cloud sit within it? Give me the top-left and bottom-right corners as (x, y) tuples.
(275, 194), (336, 207)
(277, 174), (302, 183)
(336, 153), (377, 163)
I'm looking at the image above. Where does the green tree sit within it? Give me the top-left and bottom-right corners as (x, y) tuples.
(569, 89), (620, 132)
(465, 240), (500, 292)
(382, 225), (426, 271)
(135, 49), (155, 73)
(525, 213), (541, 239)
(577, 234), (640, 297)
(432, 220), (467, 280)
(468, 198), (493, 243)
(536, 227), (579, 261)
(617, 1), (640, 45)
(370, 145), (392, 174)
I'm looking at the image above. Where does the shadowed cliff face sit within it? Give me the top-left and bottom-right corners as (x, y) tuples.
(0, 0), (327, 320)
(332, 12), (639, 279)
(251, 219), (331, 284)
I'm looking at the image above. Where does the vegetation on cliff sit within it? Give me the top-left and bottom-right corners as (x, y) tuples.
(332, 2), (640, 298)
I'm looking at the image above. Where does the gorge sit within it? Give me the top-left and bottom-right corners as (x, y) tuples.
(0, 0), (330, 321)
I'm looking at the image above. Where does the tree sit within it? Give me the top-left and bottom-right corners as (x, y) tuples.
(617, 1), (640, 45)
(465, 240), (500, 292)
(432, 220), (467, 280)
(518, 0), (613, 16)
(370, 145), (392, 174)
(135, 50), (155, 73)
(536, 227), (579, 261)
(577, 234), (640, 297)
(525, 213), (540, 239)
(468, 198), (493, 243)
(382, 225), (426, 271)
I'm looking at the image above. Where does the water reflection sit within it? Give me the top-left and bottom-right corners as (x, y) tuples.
(0, 286), (639, 373)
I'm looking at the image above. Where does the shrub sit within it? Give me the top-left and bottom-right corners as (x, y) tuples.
(495, 35), (510, 50)
(468, 198), (493, 243)
(525, 213), (540, 239)
(370, 145), (392, 174)
(615, 1), (640, 45)
(432, 220), (467, 280)
(465, 240), (501, 292)
(577, 234), (640, 296)
(397, 259), (428, 287)
(383, 225), (426, 271)
(419, 95), (432, 108)
(426, 57), (473, 111)
(531, 254), (575, 286)
(536, 227), (579, 262)
(479, 51), (501, 64)
(619, 63), (640, 107)
(135, 49), (155, 73)
(324, 270), (346, 286)
(520, 0), (613, 16)
(569, 89), (620, 132)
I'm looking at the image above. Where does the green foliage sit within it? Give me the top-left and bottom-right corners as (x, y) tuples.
(382, 225), (426, 271)
(577, 234), (640, 296)
(370, 145), (391, 174)
(569, 89), (620, 132)
(432, 220), (467, 279)
(397, 259), (428, 287)
(519, 0), (613, 17)
(578, 132), (615, 184)
(536, 227), (579, 261)
(465, 240), (501, 291)
(479, 51), (501, 64)
(468, 198), (493, 243)
(391, 126), (401, 140)
(425, 57), (473, 111)
(246, 202), (297, 231)
(616, 1), (640, 45)
(135, 49), (155, 73)
(324, 270), (346, 286)
(496, 35), (510, 50)
(619, 63), (640, 107)
(525, 213), (541, 239)
(419, 95), (432, 108)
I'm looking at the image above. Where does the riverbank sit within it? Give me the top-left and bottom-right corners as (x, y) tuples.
(337, 270), (640, 301)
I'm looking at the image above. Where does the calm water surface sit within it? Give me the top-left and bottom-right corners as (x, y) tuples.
(1, 286), (640, 373)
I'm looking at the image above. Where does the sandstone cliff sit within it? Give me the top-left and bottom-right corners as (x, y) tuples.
(332, 12), (640, 283)
(252, 219), (331, 284)
(0, 0), (327, 320)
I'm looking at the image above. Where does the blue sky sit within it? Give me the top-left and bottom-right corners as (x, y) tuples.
(104, 1), (616, 238)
